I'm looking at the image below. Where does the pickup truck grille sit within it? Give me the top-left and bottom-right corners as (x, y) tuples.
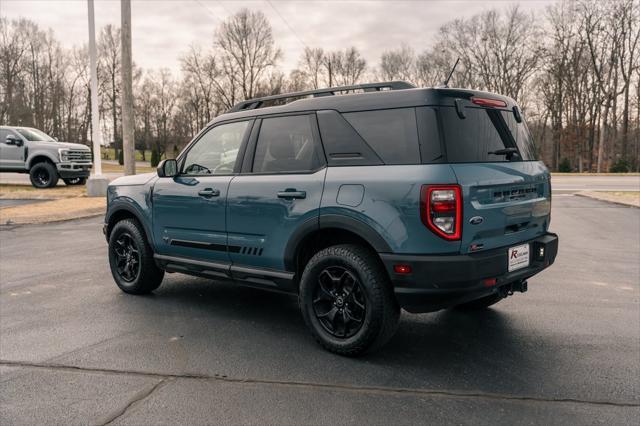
(66, 150), (92, 162)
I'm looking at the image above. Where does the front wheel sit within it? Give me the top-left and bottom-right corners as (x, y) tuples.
(299, 244), (400, 356)
(108, 218), (164, 294)
(63, 177), (87, 186)
(29, 162), (59, 188)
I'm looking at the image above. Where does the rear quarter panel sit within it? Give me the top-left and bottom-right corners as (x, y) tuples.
(321, 165), (460, 254)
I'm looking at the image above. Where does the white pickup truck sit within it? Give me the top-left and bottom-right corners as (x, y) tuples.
(0, 126), (92, 188)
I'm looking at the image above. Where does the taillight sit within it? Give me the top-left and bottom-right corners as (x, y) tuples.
(420, 185), (462, 240)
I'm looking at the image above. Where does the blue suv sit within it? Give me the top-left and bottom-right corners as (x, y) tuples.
(104, 82), (558, 356)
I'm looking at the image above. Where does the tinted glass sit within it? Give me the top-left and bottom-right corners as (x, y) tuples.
(342, 108), (420, 164)
(500, 110), (537, 160)
(316, 110), (382, 166)
(416, 107), (443, 163)
(440, 106), (527, 163)
(182, 121), (249, 175)
(253, 115), (322, 173)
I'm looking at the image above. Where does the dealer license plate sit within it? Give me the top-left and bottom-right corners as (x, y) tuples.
(508, 244), (530, 272)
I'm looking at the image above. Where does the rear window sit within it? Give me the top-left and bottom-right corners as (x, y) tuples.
(342, 108), (420, 165)
(439, 106), (537, 162)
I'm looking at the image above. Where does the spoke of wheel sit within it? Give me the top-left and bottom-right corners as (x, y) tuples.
(317, 306), (338, 320)
(318, 271), (335, 298)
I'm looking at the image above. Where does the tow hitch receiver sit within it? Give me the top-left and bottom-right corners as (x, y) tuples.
(499, 280), (528, 297)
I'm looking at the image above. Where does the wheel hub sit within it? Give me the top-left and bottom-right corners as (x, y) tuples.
(312, 266), (366, 338)
(112, 233), (140, 282)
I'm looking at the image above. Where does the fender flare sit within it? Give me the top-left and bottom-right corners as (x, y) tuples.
(27, 151), (58, 169)
(105, 198), (155, 247)
(283, 214), (392, 272)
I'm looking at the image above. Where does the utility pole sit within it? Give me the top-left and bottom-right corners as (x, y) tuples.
(86, 0), (108, 196)
(121, 0), (135, 175)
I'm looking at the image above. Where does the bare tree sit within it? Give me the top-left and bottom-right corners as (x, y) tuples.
(98, 24), (121, 154)
(301, 47), (324, 89)
(215, 8), (282, 103)
(379, 45), (415, 82)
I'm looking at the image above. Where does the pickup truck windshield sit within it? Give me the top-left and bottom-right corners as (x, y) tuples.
(439, 106), (537, 162)
(15, 128), (56, 142)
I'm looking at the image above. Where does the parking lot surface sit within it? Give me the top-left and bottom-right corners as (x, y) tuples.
(0, 195), (638, 425)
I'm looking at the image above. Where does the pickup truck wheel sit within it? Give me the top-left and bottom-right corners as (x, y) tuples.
(299, 244), (400, 356)
(63, 177), (87, 186)
(108, 218), (164, 295)
(29, 162), (59, 188)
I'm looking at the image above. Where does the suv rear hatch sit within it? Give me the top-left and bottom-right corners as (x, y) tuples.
(436, 92), (551, 254)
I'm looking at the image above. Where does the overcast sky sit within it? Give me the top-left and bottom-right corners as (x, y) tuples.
(2, 0), (555, 75)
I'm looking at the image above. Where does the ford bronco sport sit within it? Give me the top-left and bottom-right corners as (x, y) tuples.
(0, 126), (92, 188)
(104, 82), (558, 356)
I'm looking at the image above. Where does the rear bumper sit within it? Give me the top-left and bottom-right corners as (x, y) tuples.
(57, 162), (92, 178)
(380, 233), (558, 313)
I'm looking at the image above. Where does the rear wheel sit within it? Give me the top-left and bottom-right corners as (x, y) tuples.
(299, 244), (400, 356)
(108, 218), (164, 294)
(63, 177), (87, 186)
(455, 293), (504, 310)
(29, 162), (59, 188)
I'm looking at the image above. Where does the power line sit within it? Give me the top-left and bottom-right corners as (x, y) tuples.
(194, 0), (224, 23)
(266, 0), (308, 50)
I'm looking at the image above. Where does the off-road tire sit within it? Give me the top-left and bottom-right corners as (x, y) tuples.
(299, 244), (400, 356)
(455, 293), (504, 310)
(63, 177), (87, 186)
(29, 162), (59, 188)
(108, 218), (164, 295)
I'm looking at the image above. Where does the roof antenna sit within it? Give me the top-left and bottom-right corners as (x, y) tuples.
(443, 57), (460, 88)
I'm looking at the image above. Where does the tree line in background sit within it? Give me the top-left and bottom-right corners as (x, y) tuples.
(1, 0), (639, 171)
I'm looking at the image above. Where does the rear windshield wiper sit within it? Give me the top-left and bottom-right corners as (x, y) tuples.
(488, 147), (520, 160)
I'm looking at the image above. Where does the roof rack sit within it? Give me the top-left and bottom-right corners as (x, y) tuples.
(227, 81), (416, 113)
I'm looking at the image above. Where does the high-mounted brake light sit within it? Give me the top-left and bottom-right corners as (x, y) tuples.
(471, 97), (507, 108)
(420, 185), (462, 241)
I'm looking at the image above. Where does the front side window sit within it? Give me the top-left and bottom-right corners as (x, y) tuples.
(0, 129), (17, 142)
(253, 115), (323, 173)
(182, 121), (250, 175)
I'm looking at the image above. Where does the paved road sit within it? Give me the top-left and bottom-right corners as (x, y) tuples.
(0, 196), (638, 425)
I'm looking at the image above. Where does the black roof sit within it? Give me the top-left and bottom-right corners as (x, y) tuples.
(210, 83), (518, 126)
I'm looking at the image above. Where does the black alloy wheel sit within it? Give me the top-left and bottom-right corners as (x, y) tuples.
(112, 232), (141, 282)
(313, 266), (367, 338)
(34, 168), (50, 186)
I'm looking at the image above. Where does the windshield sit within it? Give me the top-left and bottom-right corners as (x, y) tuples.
(439, 106), (537, 162)
(15, 128), (56, 142)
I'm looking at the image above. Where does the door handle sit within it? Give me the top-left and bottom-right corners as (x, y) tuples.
(277, 189), (306, 199)
(198, 188), (220, 197)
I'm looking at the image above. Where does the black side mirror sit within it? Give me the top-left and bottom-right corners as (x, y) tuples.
(157, 159), (178, 177)
(5, 135), (23, 146)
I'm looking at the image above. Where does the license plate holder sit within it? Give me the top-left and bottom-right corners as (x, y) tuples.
(508, 244), (530, 272)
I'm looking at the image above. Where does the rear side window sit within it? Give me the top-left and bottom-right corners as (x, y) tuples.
(342, 108), (420, 165)
(253, 115), (323, 173)
(439, 106), (537, 162)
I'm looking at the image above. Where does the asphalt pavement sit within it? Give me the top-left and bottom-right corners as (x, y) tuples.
(0, 195), (638, 425)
